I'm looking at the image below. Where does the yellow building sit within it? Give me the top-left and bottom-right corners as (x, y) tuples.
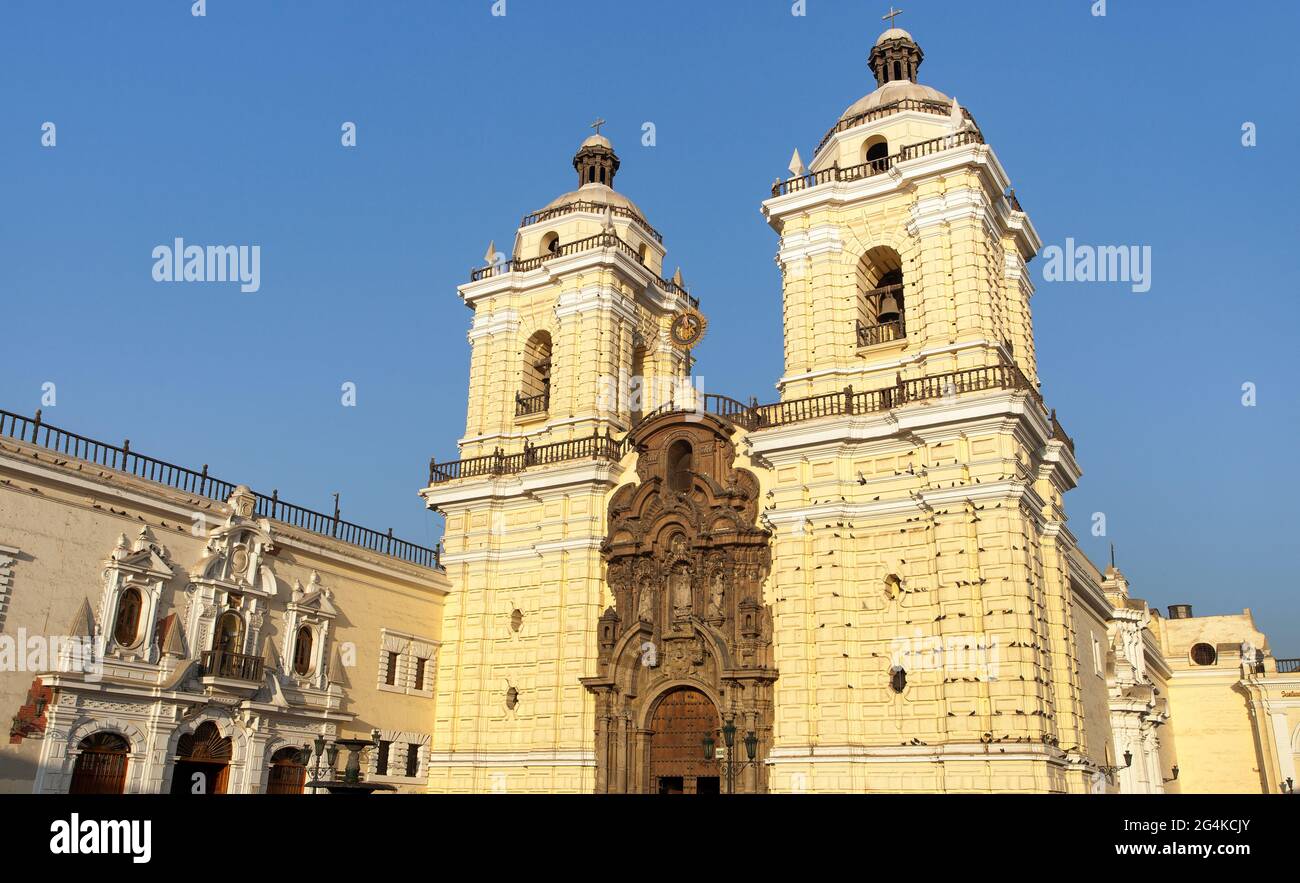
(1154, 605), (1299, 794)
(3, 24), (1295, 797)
(420, 25), (1297, 795)
(0, 410), (449, 793)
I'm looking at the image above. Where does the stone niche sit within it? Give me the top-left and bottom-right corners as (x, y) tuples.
(581, 411), (777, 794)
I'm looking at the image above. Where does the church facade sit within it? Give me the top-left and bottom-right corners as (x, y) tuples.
(1, 25), (1297, 796)
(417, 26), (1299, 794)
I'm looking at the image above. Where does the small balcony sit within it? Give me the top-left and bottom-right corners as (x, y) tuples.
(856, 283), (906, 347)
(856, 317), (905, 348)
(201, 649), (265, 683)
(515, 390), (549, 418)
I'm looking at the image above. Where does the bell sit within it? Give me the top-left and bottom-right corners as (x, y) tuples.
(876, 290), (901, 324)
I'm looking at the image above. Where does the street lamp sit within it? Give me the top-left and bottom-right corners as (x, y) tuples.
(304, 735), (329, 794)
(1162, 765), (1179, 784)
(1282, 777), (1295, 794)
(1099, 749), (1133, 785)
(702, 715), (761, 794)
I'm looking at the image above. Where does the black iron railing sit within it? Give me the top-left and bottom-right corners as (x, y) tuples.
(1277, 658), (1300, 674)
(201, 649), (265, 682)
(0, 409), (442, 570)
(468, 231), (698, 309)
(515, 390), (549, 417)
(772, 129), (985, 198)
(430, 429), (624, 483)
(857, 317), (906, 348)
(520, 200), (663, 244)
(814, 98), (979, 156)
(428, 364), (1053, 484)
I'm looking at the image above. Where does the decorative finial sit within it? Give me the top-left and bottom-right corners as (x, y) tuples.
(590, 117), (606, 135)
(788, 148), (806, 177)
(484, 240), (496, 265)
(882, 6), (903, 28)
(672, 266), (684, 287)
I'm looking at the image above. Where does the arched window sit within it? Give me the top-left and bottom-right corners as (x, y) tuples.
(889, 665), (907, 693)
(588, 167), (596, 184)
(541, 231), (560, 257)
(266, 746), (307, 795)
(855, 247), (906, 346)
(215, 611), (244, 655)
(518, 331), (552, 416)
(69, 732), (130, 794)
(1191, 643), (1217, 666)
(666, 439), (693, 493)
(292, 626), (314, 676)
(113, 588), (142, 647)
(864, 137), (890, 173)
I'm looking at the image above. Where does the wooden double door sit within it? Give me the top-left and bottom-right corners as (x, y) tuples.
(649, 688), (720, 795)
(69, 733), (130, 794)
(170, 721), (232, 795)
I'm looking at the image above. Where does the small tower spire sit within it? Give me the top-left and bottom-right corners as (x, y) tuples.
(869, 23), (924, 86)
(573, 125), (620, 189)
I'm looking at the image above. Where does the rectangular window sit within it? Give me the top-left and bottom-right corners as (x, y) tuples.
(414, 657), (427, 691)
(1092, 636), (1103, 677)
(384, 651), (399, 686)
(405, 743), (420, 778)
(376, 740), (391, 776)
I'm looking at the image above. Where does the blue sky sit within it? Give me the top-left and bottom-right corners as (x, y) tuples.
(2, 1), (1297, 651)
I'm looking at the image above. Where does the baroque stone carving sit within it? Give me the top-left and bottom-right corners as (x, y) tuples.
(581, 412), (777, 793)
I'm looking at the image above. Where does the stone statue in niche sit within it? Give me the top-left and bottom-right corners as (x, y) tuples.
(636, 582), (656, 623)
(670, 563), (692, 621)
(706, 569), (726, 620)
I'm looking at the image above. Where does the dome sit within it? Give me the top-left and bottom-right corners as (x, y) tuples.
(838, 78), (951, 122)
(541, 182), (645, 218)
(875, 27), (913, 45)
(528, 130), (654, 228)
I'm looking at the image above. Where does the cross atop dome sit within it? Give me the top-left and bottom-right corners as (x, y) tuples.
(881, 5), (903, 28)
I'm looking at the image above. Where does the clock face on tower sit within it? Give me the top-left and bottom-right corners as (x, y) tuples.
(670, 308), (707, 348)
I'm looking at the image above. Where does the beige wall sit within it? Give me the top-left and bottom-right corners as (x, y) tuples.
(1155, 611), (1279, 794)
(0, 436), (447, 793)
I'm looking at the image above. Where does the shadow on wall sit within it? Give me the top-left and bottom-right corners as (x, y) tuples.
(0, 750), (43, 794)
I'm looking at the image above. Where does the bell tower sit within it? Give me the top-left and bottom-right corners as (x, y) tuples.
(751, 23), (1098, 793)
(767, 25), (1039, 402)
(421, 130), (699, 792)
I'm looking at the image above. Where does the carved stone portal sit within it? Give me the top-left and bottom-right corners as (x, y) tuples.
(581, 412), (777, 793)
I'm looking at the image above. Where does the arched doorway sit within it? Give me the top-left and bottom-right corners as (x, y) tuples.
(648, 688), (720, 795)
(266, 746), (307, 795)
(171, 721), (233, 795)
(69, 732), (130, 794)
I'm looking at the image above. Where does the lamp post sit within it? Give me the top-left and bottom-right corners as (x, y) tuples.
(1099, 749), (1133, 785)
(1162, 765), (1179, 785)
(702, 715), (761, 794)
(1282, 777), (1294, 795)
(304, 736), (328, 795)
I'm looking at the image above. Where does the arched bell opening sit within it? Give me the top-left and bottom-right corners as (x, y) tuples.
(855, 246), (906, 346)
